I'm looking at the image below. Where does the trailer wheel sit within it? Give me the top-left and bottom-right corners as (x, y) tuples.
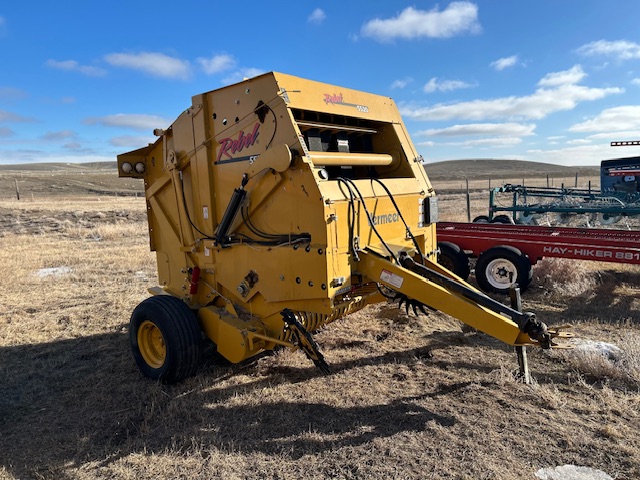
(130, 296), (202, 383)
(472, 215), (490, 223)
(438, 242), (470, 281)
(490, 214), (515, 224)
(474, 246), (532, 294)
(600, 213), (622, 225)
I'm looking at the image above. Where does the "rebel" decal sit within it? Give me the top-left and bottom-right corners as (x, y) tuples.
(324, 93), (344, 105)
(216, 123), (260, 162)
(323, 93), (369, 113)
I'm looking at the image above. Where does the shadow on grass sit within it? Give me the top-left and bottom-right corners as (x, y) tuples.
(0, 326), (531, 478)
(534, 268), (640, 325)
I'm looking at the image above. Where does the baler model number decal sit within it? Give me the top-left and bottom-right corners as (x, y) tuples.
(380, 269), (404, 289)
(543, 245), (640, 261)
(323, 92), (369, 113)
(216, 122), (260, 162)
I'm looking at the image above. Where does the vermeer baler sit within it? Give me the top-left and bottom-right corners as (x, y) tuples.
(118, 72), (569, 383)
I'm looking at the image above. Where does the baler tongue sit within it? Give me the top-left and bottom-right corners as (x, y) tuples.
(545, 325), (576, 348)
(356, 249), (574, 350)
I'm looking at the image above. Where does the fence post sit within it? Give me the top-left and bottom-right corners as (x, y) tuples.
(466, 177), (471, 223)
(14, 179), (20, 201)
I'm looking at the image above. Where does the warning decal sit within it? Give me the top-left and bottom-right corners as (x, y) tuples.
(380, 269), (404, 289)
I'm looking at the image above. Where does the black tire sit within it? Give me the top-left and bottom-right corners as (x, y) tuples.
(474, 245), (532, 294)
(130, 295), (202, 383)
(438, 242), (470, 281)
(490, 214), (515, 224)
(472, 215), (490, 223)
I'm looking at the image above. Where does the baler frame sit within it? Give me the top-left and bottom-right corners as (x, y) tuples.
(118, 72), (571, 384)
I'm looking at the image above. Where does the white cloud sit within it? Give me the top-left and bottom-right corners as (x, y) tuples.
(45, 59), (106, 77)
(361, 2), (481, 42)
(538, 65), (586, 87)
(0, 87), (27, 100)
(110, 135), (156, 147)
(197, 54), (236, 75)
(491, 55), (519, 71)
(566, 138), (592, 145)
(459, 137), (523, 147)
(0, 127), (14, 137)
(41, 130), (75, 141)
(587, 130), (640, 140)
(0, 110), (35, 123)
(391, 77), (413, 89)
(577, 39), (640, 60)
(632, 78), (640, 86)
(400, 68), (622, 121)
(63, 143), (83, 150)
(402, 84), (622, 121)
(569, 106), (640, 133)
(526, 144), (615, 166)
(222, 68), (266, 85)
(84, 114), (171, 131)
(416, 123), (535, 137)
(105, 52), (190, 80)
(423, 77), (476, 93)
(420, 136), (522, 149)
(0, 150), (114, 165)
(308, 8), (326, 24)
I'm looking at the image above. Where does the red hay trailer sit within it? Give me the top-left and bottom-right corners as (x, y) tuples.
(436, 222), (640, 294)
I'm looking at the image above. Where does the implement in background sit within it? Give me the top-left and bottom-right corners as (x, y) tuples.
(482, 142), (640, 227)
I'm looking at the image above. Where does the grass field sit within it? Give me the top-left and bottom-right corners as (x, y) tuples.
(0, 162), (638, 480)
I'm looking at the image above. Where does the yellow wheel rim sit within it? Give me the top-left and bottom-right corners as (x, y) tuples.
(138, 320), (166, 369)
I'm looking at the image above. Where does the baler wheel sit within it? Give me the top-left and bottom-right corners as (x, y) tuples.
(437, 242), (470, 280)
(474, 246), (532, 295)
(130, 296), (202, 383)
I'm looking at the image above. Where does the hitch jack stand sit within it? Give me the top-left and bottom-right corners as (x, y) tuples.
(510, 286), (531, 384)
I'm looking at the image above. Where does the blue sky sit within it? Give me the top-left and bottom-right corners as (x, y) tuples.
(1, 1), (640, 166)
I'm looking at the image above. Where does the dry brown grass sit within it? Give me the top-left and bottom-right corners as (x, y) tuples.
(1, 169), (640, 480)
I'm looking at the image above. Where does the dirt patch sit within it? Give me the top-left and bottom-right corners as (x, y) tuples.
(0, 205), (147, 236)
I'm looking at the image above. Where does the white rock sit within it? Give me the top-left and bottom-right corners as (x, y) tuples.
(574, 339), (622, 360)
(535, 465), (613, 480)
(35, 266), (73, 278)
